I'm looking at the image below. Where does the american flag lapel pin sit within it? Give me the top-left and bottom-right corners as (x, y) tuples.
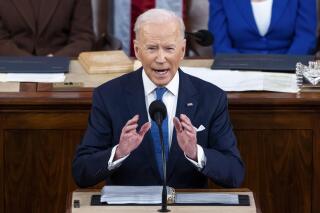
(187, 102), (193, 107)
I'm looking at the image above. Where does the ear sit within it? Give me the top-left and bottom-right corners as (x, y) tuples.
(133, 40), (141, 61)
(180, 39), (186, 59)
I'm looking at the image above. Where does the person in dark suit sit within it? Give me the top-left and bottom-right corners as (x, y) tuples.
(0, 0), (94, 56)
(72, 8), (244, 189)
(208, 0), (317, 54)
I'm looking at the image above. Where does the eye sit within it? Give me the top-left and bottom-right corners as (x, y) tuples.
(165, 46), (175, 52)
(146, 46), (157, 51)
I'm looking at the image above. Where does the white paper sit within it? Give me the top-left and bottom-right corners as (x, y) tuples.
(2, 73), (65, 82)
(0, 74), (7, 82)
(100, 185), (165, 204)
(181, 67), (298, 93)
(175, 192), (239, 204)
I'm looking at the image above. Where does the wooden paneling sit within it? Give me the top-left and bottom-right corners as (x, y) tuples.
(4, 112), (88, 129)
(313, 114), (320, 213)
(0, 116), (4, 213)
(230, 110), (315, 129)
(236, 130), (313, 213)
(4, 129), (84, 213)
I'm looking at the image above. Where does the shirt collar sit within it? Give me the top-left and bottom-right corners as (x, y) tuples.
(142, 69), (179, 96)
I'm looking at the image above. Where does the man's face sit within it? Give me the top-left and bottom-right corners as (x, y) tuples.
(134, 21), (186, 86)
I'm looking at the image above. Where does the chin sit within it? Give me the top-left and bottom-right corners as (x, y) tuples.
(154, 79), (170, 86)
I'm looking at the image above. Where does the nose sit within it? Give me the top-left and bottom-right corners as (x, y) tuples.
(155, 49), (166, 63)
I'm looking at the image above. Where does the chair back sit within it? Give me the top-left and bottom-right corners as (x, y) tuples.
(91, 0), (122, 50)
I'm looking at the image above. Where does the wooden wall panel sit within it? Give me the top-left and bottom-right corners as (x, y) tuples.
(63, 130), (86, 193)
(4, 129), (84, 213)
(0, 116), (4, 213)
(236, 130), (313, 213)
(230, 111), (315, 129)
(313, 114), (320, 213)
(4, 112), (88, 129)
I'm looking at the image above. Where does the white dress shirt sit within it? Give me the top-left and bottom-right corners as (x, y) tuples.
(108, 69), (206, 170)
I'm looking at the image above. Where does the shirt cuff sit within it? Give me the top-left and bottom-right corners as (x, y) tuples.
(108, 145), (129, 170)
(184, 144), (207, 170)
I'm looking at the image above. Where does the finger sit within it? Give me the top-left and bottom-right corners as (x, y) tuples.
(180, 114), (192, 125)
(122, 123), (138, 133)
(180, 121), (195, 133)
(122, 115), (139, 133)
(173, 117), (183, 132)
(138, 122), (151, 136)
(125, 114), (139, 126)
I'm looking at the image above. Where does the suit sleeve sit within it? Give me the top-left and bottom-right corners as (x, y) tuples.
(286, 0), (317, 54)
(0, 17), (32, 56)
(201, 91), (245, 188)
(72, 88), (116, 188)
(208, 0), (239, 54)
(53, 0), (94, 57)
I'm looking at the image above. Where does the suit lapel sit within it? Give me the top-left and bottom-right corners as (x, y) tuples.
(234, 0), (259, 34)
(11, 0), (36, 32)
(268, 0), (288, 33)
(125, 68), (161, 182)
(167, 69), (198, 180)
(38, 0), (61, 35)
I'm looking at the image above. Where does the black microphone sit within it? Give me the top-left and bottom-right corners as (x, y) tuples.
(148, 100), (170, 212)
(185, 29), (214, 46)
(149, 100), (167, 126)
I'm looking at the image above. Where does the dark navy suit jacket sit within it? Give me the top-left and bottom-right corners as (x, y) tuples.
(72, 68), (244, 188)
(208, 0), (317, 54)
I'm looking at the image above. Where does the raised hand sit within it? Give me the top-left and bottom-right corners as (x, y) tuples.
(173, 114), (197, 161)
(115, 115), (151, 160)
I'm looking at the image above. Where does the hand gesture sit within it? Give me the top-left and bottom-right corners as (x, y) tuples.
(115, 115), (151, 160)
(173, 114), (197, 161)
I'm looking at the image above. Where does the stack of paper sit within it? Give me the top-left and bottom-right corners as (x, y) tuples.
(175, 192), (239, 204)
(181, 67), (298, 93)
(100, 185), (173, 204)
(0, 73), (65, 82)
(78, 50), (133, 74)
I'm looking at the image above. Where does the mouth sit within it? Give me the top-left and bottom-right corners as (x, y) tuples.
(153, 68), (169, 76)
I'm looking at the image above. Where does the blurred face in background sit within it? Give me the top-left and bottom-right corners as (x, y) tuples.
(134, 20), (186, 86)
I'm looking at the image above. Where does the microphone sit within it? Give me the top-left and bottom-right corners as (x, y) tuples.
(149, 100), (167, 126)
(148, 100), (170, 212)
(185, 29), (214, 46)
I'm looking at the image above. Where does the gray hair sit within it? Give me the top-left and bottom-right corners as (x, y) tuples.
(134, 8), (185, 40)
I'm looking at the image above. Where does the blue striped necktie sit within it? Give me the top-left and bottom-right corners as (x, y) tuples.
(150, 87), (169, 180)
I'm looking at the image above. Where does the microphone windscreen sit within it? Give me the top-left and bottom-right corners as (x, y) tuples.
(195, 30), (214, 46)
(149, 100), (167, 122)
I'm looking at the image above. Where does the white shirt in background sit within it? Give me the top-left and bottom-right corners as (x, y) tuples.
(251, 0), (273, 36)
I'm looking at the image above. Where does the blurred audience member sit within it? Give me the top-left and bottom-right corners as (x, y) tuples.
(112, 0), (185, 56)
(0, 0), (94, 56)
(208, 0), (317, 55)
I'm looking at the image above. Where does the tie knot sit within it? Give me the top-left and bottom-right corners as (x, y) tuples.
(155, 87), (167, 100)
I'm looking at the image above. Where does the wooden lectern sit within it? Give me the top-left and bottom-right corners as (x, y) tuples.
(66, 189), (258, 213)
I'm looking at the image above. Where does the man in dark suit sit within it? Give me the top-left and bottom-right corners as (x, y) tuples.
(0, 0), (94, 56)
(72, 8), (244, 189)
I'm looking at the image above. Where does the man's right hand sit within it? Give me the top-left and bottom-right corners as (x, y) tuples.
(115, 115), (151, 160)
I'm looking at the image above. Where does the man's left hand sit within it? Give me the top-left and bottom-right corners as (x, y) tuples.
(173, 114), (197, 161)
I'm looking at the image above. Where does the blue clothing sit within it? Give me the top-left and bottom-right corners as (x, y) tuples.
(72, 68), (244, 189)
(208, 0), (317, 54)
(150, 87), (169, 180)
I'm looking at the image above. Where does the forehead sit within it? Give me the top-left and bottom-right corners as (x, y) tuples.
(137, 21), (182, 43)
